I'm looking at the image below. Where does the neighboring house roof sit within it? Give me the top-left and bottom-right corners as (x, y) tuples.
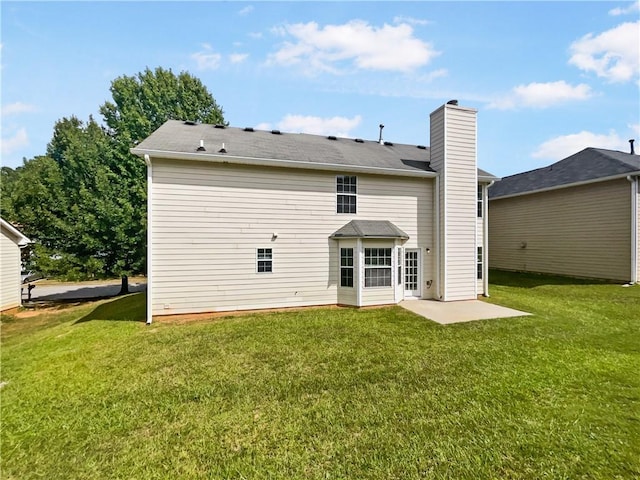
(0, 218), (31, 246)
(330, 220), (409, 240)
(132, 120), (497, 180)
(489, 147), (640, 199)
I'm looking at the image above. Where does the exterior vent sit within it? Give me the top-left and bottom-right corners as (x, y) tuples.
(447, 99), (458, 106)
(417, 145), (427, 150)
(327, 135), (337, 140)
(244, 127), (254, 132)
(355, 138), (364, 143)
(384, 141), (394, 146)
(214, 124), (226, 129)
(271, 130), (282, 135)
(184, 120), (198, 126)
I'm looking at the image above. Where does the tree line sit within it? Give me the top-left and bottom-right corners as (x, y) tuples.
(1, 67), (226, 289)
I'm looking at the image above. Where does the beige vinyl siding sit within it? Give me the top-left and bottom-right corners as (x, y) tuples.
(1, 230), (21, 311)
(151, 159), (434, 315)
(430, 105), (478, 300)
(489, 179), (631, 281)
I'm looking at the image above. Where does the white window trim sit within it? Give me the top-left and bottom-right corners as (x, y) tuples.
(336, 175), (357, 214)
(340, 247), (355, 288)
(256, 248), (273, 274)
(363, 247), (393, 289)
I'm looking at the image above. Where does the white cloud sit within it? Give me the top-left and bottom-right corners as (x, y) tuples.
(393, 15), (431, 26)
(488, 81), (593, 110)
(254, 122), (271, 131)
(609, 1), (640, 16)
(267, 20), (438, 74)
(532, 130), (624, 160)
(191, 45), (222, 70)
(569, 21), (640, 83)
(229, 53), (249, 64)
(238, 5), (254, 16)
(248, 32), (263, 39)
(257, 114), (362, 137)
(630, 123), (640, 137)
(1, 128), (28, 155)
(1, 102), (37, 116)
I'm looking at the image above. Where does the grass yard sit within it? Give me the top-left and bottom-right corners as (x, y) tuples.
(1, 271), (639, 479)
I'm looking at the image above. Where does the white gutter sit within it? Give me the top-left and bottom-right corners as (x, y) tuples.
(627, 175), (638, 284)
(131, 148), (438, 179)
(491, 171), (640, 201)
(483, 180), (495, 296)
(0, 218), (31, 246)
(356, 238), (363, 307)
(144, 154), (153, 325)
(434, 175), (442, 300)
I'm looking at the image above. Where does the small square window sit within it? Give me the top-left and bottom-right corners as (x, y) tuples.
(257, 248), (273, 273)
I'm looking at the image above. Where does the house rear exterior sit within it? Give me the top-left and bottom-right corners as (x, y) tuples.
(133, 102), (498, 323)
(489, 147), (640, 283)
(1, 218), (30, 311)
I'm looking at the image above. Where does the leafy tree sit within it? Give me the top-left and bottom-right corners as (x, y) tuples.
(2, 67), (226, 292)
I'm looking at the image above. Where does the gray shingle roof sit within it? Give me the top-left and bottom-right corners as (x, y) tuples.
(132, 120), (497, 179)
(489, 147), (640, 199)
(330, 220), (409, 239)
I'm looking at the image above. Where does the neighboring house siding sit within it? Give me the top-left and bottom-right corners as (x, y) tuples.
(151, 159), (434, 315)
(1, 230), (21, 311)
(430, 105), (478, 300)
(489, 179), (631, 281)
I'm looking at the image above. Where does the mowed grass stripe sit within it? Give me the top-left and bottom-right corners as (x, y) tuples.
(1, 272), (639, 479)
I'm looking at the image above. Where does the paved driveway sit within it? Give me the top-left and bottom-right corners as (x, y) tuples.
(24, 279), (146, 302)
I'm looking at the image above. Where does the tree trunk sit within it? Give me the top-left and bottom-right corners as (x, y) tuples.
(119, 275), (129, 295)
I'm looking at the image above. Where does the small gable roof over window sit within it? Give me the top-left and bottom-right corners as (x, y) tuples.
(330, 220), (409, 240)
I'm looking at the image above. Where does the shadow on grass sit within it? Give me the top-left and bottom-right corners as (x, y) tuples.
(75, 292), (146, 323)
(489, 269), (612, 288)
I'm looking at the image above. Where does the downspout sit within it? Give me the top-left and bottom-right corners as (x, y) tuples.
(434, 175), (442, 300)
(145, 154), (153, 325)
(356, 238), (363, 307)
(627, 175), (638, 284)
(483, 180), (495, 296)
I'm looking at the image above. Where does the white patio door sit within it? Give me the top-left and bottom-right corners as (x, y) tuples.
(404, 249), (421, 298)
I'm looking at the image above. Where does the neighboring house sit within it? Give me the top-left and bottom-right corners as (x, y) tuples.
(489, 145), (640, 283)
(132, 102), (498, 323)
(1, 218), (31, 311)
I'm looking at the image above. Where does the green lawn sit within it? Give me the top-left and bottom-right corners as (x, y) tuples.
(1, 272), (639, 479)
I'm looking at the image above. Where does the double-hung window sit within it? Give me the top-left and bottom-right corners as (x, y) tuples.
(477, 185), (483, 218)
(477, 246), (483, 280)
(257, 248), (273, 273)
(340, 248), (354, 287)
(364, 248), (392, 287)
(337, 175), (357, 214)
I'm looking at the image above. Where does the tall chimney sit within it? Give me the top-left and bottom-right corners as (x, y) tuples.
(630, 139), (635, 155)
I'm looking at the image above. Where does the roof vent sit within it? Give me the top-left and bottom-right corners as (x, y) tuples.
(384, 141), (394, 146)
(271, 129), (282, 135)
(184, 120), (198, 126)
(219, 143), (227, 154)
(378, 124), (384, 145)
(244, 127), (254, 132)
(354, 138), (364, 143)
(447, 99), (458, 106)
(197, 140), (206, 152)
(630, 139), (635, 155)
(417, 145), (427, 150)
(214, 124), (226, 129)
(327, 135), (337, 141)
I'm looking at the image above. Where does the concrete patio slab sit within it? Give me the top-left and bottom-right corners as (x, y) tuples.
(400, 299), (530, 324)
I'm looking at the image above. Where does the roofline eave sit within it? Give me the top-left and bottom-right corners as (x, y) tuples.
(131, 148), (438, 178)
(489, 170), (640, 200)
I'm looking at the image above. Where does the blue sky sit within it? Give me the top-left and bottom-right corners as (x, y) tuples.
(1, 1), (639, 176)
